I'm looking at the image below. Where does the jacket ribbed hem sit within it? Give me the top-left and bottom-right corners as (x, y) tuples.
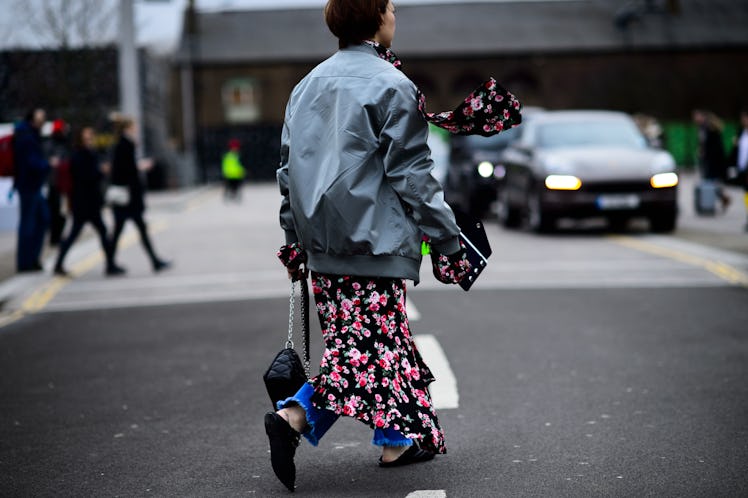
(307, 253), (422, 284)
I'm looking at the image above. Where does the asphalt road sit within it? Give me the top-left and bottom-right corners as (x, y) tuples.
(1, 183), (747, 497)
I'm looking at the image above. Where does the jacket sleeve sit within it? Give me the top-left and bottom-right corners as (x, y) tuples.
(379, 77), (461, 255)
(277, 119), (299, 244)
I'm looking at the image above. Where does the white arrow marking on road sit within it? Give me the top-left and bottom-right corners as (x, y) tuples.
(406, 491), (446, 498)
(413, 334), (459, 410)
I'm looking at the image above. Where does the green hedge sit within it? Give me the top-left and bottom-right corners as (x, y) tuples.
(663, 122), (737, 169)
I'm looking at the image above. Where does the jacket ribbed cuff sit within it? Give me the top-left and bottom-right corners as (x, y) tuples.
(431, 236), (460, 256)
(284, 230), (299, 245)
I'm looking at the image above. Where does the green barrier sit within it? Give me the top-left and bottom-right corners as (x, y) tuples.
(663, 121), (738, 169)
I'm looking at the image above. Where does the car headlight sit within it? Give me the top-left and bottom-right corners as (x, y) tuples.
(650, 172), (678, 188)
(545, 174), (582, 190)
(477, 161), (494, 178)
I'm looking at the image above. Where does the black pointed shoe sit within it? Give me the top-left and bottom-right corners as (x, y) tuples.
(153, 259), (172, 273)
(53, 266), (69, 277)
(106, 264), (127, 276)
(264, 412), (301, 492)
(378, 443), (435, 468)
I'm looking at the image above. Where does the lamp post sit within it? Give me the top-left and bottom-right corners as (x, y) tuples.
(118, 0), (141, 143)
(179, 0), (199, 185)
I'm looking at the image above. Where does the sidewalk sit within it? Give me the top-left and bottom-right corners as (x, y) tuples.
(0, 185), (218, 313)
(672, 172), (747, 255)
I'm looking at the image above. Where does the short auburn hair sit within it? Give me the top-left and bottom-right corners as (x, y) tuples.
(325, 0), (389, 49)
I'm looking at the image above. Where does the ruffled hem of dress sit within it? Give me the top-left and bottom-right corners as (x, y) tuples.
(309, 387), (446, 454)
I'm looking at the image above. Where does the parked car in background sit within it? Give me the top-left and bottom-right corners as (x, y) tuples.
(427, 123), (450, 186)
(498, 110), (679, 232)
(444, 107), (542, 218)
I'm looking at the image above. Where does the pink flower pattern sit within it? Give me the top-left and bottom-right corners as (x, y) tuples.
(431, 241), (471, 284)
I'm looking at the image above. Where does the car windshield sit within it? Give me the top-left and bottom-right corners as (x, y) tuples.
(463, 127), (520, 150)
(536, 119), (646, 149)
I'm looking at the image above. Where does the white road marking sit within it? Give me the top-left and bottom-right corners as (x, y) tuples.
(413, 334), (459, 410)
(406, 298), (421, 321)
(406, 491), (446, 498)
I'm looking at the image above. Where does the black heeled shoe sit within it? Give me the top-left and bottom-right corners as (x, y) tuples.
(264, 412), (301, 492)
(105, 264), (127, 276)
(153, 259), (172, 273)
(378, 443), (435, 468)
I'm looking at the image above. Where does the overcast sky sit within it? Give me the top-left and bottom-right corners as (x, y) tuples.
(0, 0), (566, 52)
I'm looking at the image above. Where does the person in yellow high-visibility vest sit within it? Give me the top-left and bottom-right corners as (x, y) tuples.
(222, 138), (246, 201)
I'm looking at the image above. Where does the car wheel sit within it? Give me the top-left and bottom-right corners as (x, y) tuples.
(497, 189), (521, 228)
(527, 188), (556, 233)
(649, 211), (677, 233)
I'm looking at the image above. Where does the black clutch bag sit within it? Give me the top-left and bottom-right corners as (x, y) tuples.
(263, 278), (310, 409)
(454, 211), (493, 291)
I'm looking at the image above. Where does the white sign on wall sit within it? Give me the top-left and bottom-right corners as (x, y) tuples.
(222, 78), (261, 124)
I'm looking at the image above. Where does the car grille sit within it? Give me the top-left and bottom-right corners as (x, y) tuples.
(580, 181), (653, 193)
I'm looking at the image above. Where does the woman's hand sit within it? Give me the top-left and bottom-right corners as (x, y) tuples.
(431, 243), (471, 284)
(287, 265), (308, 281)
(278, 242), (308, 281)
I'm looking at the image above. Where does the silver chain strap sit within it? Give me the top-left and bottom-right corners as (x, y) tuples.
(286, 279), (295, 349)
(287, 278), (311, 379)
(300, 280), (310, 378)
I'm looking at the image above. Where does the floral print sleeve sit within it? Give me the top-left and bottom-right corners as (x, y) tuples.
(365, 40), (522, 137)
(431, 242), (471, 284)
(277, 242), (307, 270)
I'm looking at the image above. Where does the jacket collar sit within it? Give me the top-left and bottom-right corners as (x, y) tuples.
(342, 42), (379, 57)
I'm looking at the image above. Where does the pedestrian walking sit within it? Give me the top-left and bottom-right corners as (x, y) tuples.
(108, 116), (170, 275)
(45, 119), (71, 246)
(731, 110), (748, 231)
(693, 109), (731, 211)
(222, 138), (246, 201)
(53, 127), (124, 277)
(266, 0), (521, 491)
(13, 108), (53, 273)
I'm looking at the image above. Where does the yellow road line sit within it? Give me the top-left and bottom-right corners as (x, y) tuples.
(0, 219), (169, 329)
(185, 188), (218, 213)
(609, 235), (748, 287)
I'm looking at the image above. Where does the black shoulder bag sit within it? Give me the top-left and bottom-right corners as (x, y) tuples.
(263, 277), (311, 409)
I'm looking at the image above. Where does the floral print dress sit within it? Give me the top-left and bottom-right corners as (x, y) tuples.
(311, 273), (445, 453)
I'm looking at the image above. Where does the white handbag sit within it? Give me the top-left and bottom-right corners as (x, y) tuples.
(105, 185), (130, 206)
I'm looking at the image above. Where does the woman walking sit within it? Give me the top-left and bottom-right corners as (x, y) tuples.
(54, 127), (123, 276)
(266, 0), (520, 491)
(109, 117), (170, 274)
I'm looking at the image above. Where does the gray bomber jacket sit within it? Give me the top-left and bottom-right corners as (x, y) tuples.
(277, 43), (460, 283)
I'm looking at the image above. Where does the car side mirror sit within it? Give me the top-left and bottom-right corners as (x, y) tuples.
(513, 144), (532, 156)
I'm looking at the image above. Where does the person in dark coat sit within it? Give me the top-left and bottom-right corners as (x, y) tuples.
(693, 109), (731, 211)
(108, 116), (170, 274)
(13, 108), (52, 272)
(53, 127), (124, 276)
(45, 119), (71, 246)
(732, 110), (748, 230)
